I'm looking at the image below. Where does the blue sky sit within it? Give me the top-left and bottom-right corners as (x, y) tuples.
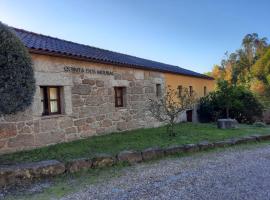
(1, 0), (270, 73)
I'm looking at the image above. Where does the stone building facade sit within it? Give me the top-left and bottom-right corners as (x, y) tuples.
(0, 27), (214, 154)
(0, 53), (164, 154)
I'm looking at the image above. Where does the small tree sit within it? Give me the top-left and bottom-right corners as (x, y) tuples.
(0, 22), (35, 114)
(215, 80), (235, 118)
(148, 86), (197, 136)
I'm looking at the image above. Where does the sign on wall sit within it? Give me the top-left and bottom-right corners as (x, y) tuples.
(64, 66), (114, 75)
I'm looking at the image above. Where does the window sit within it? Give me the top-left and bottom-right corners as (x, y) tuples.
(40, 86), (61, 115)
(189, 86), (193, 96)
(114, 87), (125, 107)
(178, 85), (183, 97)
(204, 86), (207, 96)
(156, 84), (161, 97)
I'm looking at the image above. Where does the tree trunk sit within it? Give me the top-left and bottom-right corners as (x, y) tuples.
(166, 123), (176, 137)
(171, 123), (175, 137)
(169, 120), (176, 137)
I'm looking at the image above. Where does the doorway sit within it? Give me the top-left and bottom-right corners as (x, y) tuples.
(186, 110), (193, 122)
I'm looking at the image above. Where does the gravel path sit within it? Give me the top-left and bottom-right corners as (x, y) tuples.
(62, 145), (270, 200)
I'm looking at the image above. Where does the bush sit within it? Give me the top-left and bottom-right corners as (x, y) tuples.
(229, 87), (264, 123)
(0, 22), (35, 114)
(198, 81), (263, 124)
(197, 92), (221, 122)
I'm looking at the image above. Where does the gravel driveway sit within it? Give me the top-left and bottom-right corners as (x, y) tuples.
(63, 145), (270, 200)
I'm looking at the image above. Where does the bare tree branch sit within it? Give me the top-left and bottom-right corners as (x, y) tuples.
(148, 86), (197, 136)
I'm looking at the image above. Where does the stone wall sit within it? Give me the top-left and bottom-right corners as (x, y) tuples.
(262, 109), (270, 124)
(0, 54), (164, 154)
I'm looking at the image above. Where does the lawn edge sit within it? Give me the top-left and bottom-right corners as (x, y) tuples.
(1, 134), (270, 188)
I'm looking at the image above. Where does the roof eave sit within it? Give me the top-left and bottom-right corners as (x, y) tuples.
(28, 48), (215, 80)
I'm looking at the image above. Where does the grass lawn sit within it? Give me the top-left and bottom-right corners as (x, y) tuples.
(1, 122), (270, 164)
(5, 141), (270, 200)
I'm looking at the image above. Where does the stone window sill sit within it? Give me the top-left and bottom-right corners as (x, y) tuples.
(40, 114), (66, 120)
(115, 107), (128, 111)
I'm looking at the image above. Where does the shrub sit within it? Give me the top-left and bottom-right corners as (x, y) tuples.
(198, 81), (263, 124)
(229, 87), (264, 123)
(0, 22), (35, 114)
(197, 92), (221, 123)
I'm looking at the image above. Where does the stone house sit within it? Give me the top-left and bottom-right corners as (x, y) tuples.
(0, 28), (214, 154)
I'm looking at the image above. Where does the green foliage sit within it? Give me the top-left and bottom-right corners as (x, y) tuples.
(215, 80), (235, 118)
(1, 123), (270, 165)
(0, 22), (35, 114)
(229, 87), (264, 123)
(211, 33), (269, 88)
(198, 81), (263, 123)
(252, 48), (270, 82)
(197, 93), (220, 122)
(204, 71), (212, 76)
(251, 48), (270, 100)
(210, 33), (270, 110)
